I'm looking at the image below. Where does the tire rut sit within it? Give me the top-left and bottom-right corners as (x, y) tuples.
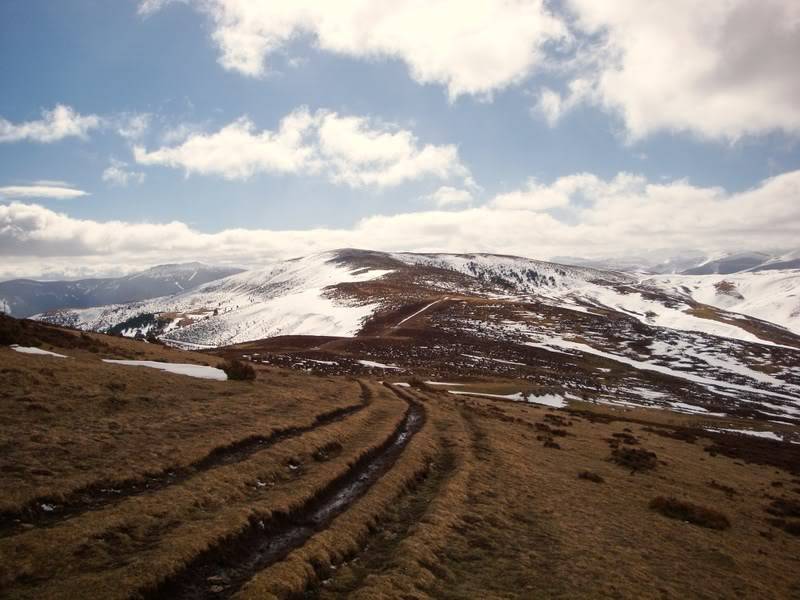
(138, 394), (425, 600)
(0, 385), (372, 538)
(305, 446), (456, 599)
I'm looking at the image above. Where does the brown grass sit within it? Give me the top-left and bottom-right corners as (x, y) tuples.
(2, 323), (800, 599)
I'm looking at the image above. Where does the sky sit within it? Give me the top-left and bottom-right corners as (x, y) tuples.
(1, 0), (799, 279)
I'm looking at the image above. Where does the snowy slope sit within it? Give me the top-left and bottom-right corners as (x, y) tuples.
(33, 249), (799, 348)
(36, 252), (393, 347)
(392, 252), (632, 291)
(392, 252), (775, 343)
(646, 271), (800, 335)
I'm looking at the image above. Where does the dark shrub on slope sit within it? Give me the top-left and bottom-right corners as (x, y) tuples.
(221, 358), (256, 381)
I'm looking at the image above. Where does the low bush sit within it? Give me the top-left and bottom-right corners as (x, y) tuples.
(649, 496), (730, 530)
(0, 315), (27, 345)
(221, 358), (256, 381)
(610, 447), (658, 473)
(408, 376), (433, 391)
(578, 470), (604, 483)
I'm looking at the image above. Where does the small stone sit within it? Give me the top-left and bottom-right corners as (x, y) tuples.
(209, 585), (225, 593)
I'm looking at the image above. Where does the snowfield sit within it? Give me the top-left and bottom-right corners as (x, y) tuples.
(647, 270), (800, 335)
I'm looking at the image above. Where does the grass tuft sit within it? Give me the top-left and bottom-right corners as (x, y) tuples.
(649, 496), (730, 530)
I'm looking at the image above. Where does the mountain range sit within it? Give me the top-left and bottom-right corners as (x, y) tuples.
(0, 262), (243, 318)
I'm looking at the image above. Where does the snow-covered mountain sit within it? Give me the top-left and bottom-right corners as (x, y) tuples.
(0, 263), (243, 318)
(35, 252), (395, 347)
(559, 249), (800, 275)
(31, 248), (800, 348)
(34, 249), (637, 346)
(646, 270), (800, 335)
(28, 249), (800, 421)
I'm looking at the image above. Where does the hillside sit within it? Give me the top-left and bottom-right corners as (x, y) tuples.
(30, 248), (800, 430)
(1, 313), (799, 599)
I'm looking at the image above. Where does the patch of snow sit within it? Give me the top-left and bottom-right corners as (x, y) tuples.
(706, 427), (784, 442)
(461, 353), (526, 366)
(394, 297), (447, 327)
(10, 345), (67, 358)
(357, 360), (402, 370)
(102, 359), (227, 380)
(526, 338), (800, 410)
(449, 390), (567, 408)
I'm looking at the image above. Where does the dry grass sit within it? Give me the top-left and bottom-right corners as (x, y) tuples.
(2, 323), (800, 599)
(1, 383), (406, 599)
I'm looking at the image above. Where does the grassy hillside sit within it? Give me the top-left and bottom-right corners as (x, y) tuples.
(0, 316), (799, 598)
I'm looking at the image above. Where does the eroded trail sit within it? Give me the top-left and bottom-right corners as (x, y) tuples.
(0, 387), (372, 538)
(140, 396), (426, 600)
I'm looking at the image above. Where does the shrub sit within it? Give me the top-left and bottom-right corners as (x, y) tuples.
(221, 358), (256, 381)
(766, 498), (800, 518)
(408, 376), (433, 391)
(0, 315), (25, 345)
(649, 496), (730, 530)
(578, 470), (604, 483)
(610, 447), (658, 473)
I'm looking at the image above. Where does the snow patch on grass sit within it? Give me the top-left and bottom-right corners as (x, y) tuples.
(102, 359), (227, 380)
(10, 345), (67, 358)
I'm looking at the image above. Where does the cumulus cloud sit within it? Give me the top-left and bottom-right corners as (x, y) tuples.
(134, 108), (470, 187)
(558, 0), (800, 139)
(0, 185), (88, 200)
(139, 0), (568, 99)
(3, 169), (800, 278)
(0, 105), (101, 143)
(424, 186), (473, 208)
(102, 160), (146, 187)
(140, 1), (800, 139)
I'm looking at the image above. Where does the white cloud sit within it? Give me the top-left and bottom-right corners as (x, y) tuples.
(3, 169), (800, 278)
(140, 0), (568, 99)
(0, 185), (88, 200)
(134, 108), (470, 187)
(161, 122), (202, 144)
(315, 112), (467, 187)
(116, 113), (151, 140)
(0, 105), (101, 143)
(102, 160), (146, 187)
(562, 0), (800, 139)
(424, 186), (473, 208)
